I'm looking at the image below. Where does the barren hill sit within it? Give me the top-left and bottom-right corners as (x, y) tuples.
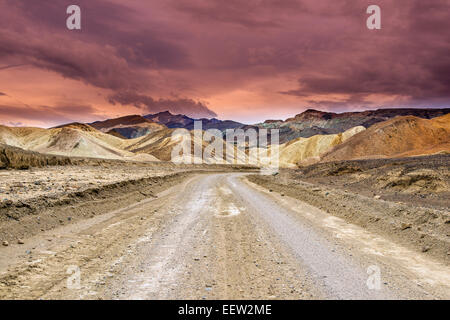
(126, 128), (182, 161)
(144, 111), (244, 131)
(2, 109), (449, 167)
(321, 114), (450, 162)
(0, 143), (72, 169)
(144, 111), (194, 128)
(0, 124), (159, 162)
(126, 128), (248, 164)
(89, 115), (166, 139)
(259, 108), (450, 143)
(278, 126), (365, 167)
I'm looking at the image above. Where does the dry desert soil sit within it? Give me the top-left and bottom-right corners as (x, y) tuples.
(0, 156), (449, 300)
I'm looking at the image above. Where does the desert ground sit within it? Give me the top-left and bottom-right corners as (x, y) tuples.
(0, 155), (448, 300)
(0, 109), (449, 300)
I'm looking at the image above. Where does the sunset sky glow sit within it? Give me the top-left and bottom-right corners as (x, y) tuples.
(0, 0), (449, 127)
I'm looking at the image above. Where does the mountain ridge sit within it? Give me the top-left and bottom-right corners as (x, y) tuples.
(0, 108), (448, 166)
(144, 111), (244, 131)
(320, 114), (450, 163)
(258, 107), (450, 143)
(89, 115), (166, 139)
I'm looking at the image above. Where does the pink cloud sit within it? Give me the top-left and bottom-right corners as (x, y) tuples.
(0, 0), (448, 125)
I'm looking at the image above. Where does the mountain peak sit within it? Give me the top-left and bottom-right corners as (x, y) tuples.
(53, 122), (98, 132)
(90, 115), (155, 128)
(287, 109), (334, 122)
(155, 111), (174, 116)
(87, 114), (165, 139)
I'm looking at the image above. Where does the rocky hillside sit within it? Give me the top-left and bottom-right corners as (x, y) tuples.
(1, 108), (448, 168)
(320, 114), (450, 162)
(259, 108), (450, 144)
(0, 144), (71, 169)
(125, 128), (248, 164)
(89, 115), (166, 139)
(278, 126), (365, 167)
(0, 144), (116, 169)
(0, 124), (159, 162)
(145, 111), (244, 131)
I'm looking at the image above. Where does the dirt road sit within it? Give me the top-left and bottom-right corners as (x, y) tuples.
(0, 173), (449, 299)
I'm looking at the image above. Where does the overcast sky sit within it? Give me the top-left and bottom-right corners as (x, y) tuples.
(0, 0), (449, 127)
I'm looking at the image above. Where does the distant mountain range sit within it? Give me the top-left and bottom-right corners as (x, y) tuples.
(89, 115), (166, 139)
(88, 108), (450, 142)
(257, 108), (450, 143)
(144, 111), (244, 131)
(1, 108), (449, 168)
(88, 112), (245, 139)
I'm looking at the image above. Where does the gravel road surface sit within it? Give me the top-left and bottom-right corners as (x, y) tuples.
(1, 173), (448, 299)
